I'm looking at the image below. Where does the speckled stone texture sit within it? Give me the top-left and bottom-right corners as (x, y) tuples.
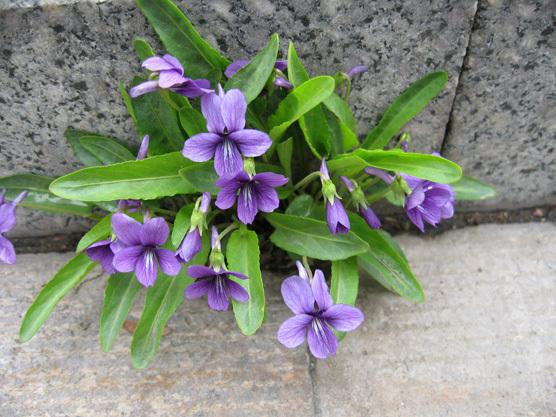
(0, 0), (476, 236)
(1, 224), (555, 416)
(443, 0), (556, 210)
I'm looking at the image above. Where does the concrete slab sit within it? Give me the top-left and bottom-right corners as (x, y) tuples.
(313, 223), (556, 417)
(0, 254), (314, 417)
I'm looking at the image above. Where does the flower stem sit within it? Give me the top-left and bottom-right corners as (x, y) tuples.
(302, 256), (313, 281)
(366, 186), (392, 204)
(154, 208), (177, 216)
(215, 222), (239, 246)
(360, 177), (380, 190)
(293, 171), (321, 192)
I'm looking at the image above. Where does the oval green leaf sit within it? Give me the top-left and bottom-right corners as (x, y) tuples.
(76, 214), (113, 253)
(266, 213), (369, 261)
(363, 71), (448, 149)
(49, 152), (196, 202)
(19, 252), (96, 342)
(171, 203), (194, 248)
(451, 175), (496, 201)
(227, 227), (265, 335)
(179, 107), (207, 137)
(331, 256), (359, 340)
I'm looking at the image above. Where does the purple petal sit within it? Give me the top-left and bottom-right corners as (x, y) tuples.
(112, 245), (144, 273)
(214, 139), (243, 177)
(136, 135), (150, 160)
(425, 185), (453, 206)
(320, 159), (330, 180)
(326, 198), (350, 234)
(277, 314), (312, 348)
(135, 249), (158, 287)
(86, 239), (115, 274)
(228, 129), (272, 157)
(111, 213), (142, 246)
(207, 276), (230, 311)
(253, 172), (288, 187)
(224, 59), (249, 78)
(406, 186), (425, 210)
(227, 280), (249, 303)
(281, 276), (314, 315)
(340, 176), (355, 192)
(322, 304), (364, 332)
(274, 76), (293, 89)
(171, 79), (213, 98)
(155, 248), (181, 276)
(221, 89), (246, 132)
(186, 265), (218, 279)
(13, 191), (27, 205)
(441, 201), (455, 219)
(142, 56), (176, 72)
(0, 203), (17, 233)
(406, 207), (425, 232)
(185, 278), (212, 299)
(215, 175), (242, 210)
(140, 217), (169, 246)
(347, 65), (368, 78)
(274, 59), (288, 71)
(201, 92), (225, 134)
(312, 269), (333, 311)
(129, 80), (160, 98)
(419, 200), (442, 226)
(360, 206), (381, 229)
(296, 261), (310, 281)
(254, 183), (279, 213)
(364, 167), (394, 185)
(401, 174), (423, 191)
(110, 239), (126, 254)
(0, 235), (16, 264)
(307, 318), (338, 359)
(176, 229), (202, 263)
(237, 184), (258, 224)
(224, 270), (249, 280)
(162, 54), (184, 73)
(182, 132), (222, 162)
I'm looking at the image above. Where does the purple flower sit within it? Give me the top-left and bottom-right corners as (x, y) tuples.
(136, 134), (150, 160)
(403, 175), (455, 232)
(225, 59), (292, 89)
(340, 176), (381, 229)
(176, 192), (211, 263)
(184, 265), (249, 311)
(277, 268), (364, 359)
(320, 160), (350, 234)
(215, 171), (288, 224)
(129, 54), (212, 98)
(86, 238), (117, 274)
(364, 167), (394, 185)
(346, 65), (368, 78)
(182, 87), (272, 177)
(111, 213), (181, 287)
(0, 190), (27, 264)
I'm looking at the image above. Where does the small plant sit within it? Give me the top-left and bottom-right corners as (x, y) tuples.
(1, 0), (495, 367)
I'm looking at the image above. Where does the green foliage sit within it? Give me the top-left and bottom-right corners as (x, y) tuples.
(76, 214), (113, 253)
(452, 175), (496, 200)
(66, 129), (135, 166)
(19, 253), (96, 342)
(331, 256), (359, 340)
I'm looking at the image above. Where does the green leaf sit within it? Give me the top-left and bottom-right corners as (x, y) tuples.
(119, 81), (137, 123)
(99, 272), (142, 352)
(350, 215), (424, 303)
(135, 0), (229, 80)
(179, 107), (207, 137)
(267, 213), (368, 261)
(329, 149), (462, 183)
(171, 204), (194, 248)
(227, 227), (265, 335)
(0, 174), (93, 217)
(76, 214), (113, 253)
(286, 43), (331, 157)
(363, 71), (448, 149)
(452, 175), (496, 201)
(325, 108), (358, 156)
(49, 152), (195, 202)
(179, 161), (219, 194)
(131, 238), (209, 368)
(324, 93), (357, 134)
(276, 137), (293, 179)
(19, 253), (96, 342)
(225, 34), (279, 103)
(133, 37), (155, 61)
(268, 76), (336, 142)
(331, 256), (359, 340)
(285, 194), (315, 217)
(77, 135), (135, 166)
(133, 88), (184, 154)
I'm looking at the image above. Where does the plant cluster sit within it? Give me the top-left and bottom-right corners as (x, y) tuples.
(0, 0), (494, 367)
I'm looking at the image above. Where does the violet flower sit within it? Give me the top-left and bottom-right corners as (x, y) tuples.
(277, 266), (364, 359)
(225, 59), (292, 89)
(184, 227), (249, 311)
(215, 171), (288, 224)
(86, 239), (117, 274)
(340, 176), (381, 229)
(403, 175), (455, 232)
(111, 213), (181, 287)
(129, 54), (212, 98)
(182, 86), (272, 177)
(346, 65), (368, 78)
(176, 192), (211, 263)
(0, 190), (27, 264)
(364, 167), (394, 185)
(320, 159), (350, 234)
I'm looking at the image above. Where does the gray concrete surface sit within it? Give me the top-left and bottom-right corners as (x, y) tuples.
(443, 0), (556, 211)
(1, 223), (555, 416)
(0, 0), (480, 236)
